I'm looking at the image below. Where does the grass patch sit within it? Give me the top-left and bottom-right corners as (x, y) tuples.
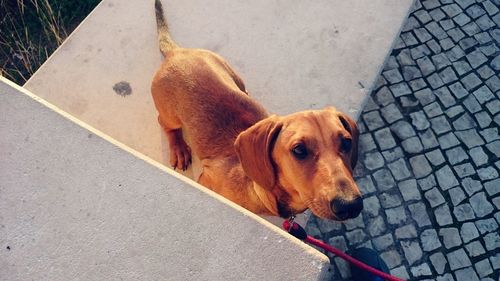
(0, 0), (101, 84)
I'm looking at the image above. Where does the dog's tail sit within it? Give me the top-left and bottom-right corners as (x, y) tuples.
(155, 0), (178, 56)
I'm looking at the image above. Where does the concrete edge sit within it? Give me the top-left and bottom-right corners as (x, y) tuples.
(2, 76), (330, 265)
(353, 0), (416, 121)
(23, 1), (106, 87)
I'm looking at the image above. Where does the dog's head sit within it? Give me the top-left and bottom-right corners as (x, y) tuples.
(235, 107), (362, 220)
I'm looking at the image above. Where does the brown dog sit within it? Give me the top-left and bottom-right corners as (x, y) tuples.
(151, 0), (363, 220)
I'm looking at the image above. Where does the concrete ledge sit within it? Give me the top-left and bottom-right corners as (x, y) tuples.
(0, 78), (329, 280)
(24, 0), (414, 168)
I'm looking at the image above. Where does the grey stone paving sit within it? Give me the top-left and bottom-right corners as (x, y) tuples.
(305, 0), (500, 280)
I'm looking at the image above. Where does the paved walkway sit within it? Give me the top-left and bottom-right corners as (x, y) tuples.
(306, 0), (499, 280)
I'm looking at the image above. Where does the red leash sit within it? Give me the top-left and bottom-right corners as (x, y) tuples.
(283, 219), (405, 281)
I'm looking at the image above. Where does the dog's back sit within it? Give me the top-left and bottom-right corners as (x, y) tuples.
(151, 0), (267, 160)
(152, 50), (267, 159)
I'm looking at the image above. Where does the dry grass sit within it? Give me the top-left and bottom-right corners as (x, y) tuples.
(0, 0), (100, 84)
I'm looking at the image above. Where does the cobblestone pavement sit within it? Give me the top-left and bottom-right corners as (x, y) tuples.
(305, 0), (500, 280)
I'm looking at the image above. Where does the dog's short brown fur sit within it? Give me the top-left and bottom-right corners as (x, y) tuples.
(151, 0), (362, 220)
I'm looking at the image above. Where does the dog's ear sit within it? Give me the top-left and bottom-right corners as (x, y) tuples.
(235, 116), (283, 190)
(337, 112), (359, 169)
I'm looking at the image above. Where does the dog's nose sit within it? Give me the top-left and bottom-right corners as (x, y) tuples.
(330, 197), (363, 220)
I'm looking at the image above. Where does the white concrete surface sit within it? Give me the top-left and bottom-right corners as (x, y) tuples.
(25, 0), (413, 171)
(0, 77), (330, 280)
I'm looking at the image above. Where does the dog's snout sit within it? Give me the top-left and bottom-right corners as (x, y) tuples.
(330, 197), (363, 220)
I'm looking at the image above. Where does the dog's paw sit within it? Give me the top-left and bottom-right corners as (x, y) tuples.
(169, 140), (192, 171)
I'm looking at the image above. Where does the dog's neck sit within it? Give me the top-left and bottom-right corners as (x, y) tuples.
(252, 182), (294, 218)
(201, 156), (293, 217)
(252, 183), (279, 216)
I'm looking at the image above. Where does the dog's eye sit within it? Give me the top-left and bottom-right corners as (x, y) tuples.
(340, 138), (352, 152)
(291, 144), (308, 160)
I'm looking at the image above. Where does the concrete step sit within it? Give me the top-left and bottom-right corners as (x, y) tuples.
(24, 0), (414, 178)
(0, 77), (330, 280)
